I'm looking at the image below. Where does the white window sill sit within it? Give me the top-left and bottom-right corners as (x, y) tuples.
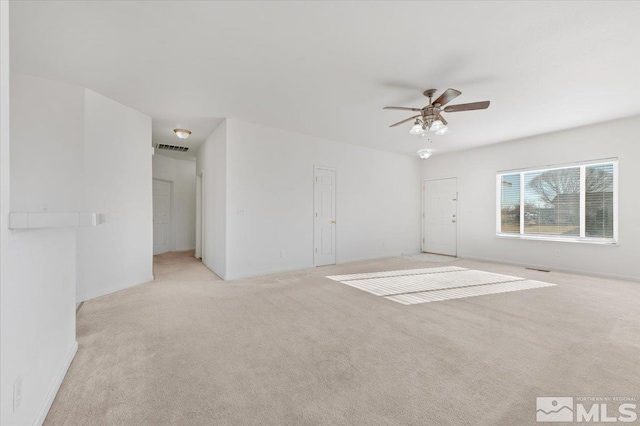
(496, 233), (618, 245)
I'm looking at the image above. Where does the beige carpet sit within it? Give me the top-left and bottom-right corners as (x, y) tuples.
(45, 251), (640, 425)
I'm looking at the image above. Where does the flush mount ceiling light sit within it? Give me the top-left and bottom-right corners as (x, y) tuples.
(417, 149), (432, 160)
(383, 88), (490, 138)
(173, 128), (192, 139)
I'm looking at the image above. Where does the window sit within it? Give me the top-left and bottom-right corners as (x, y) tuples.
(497, 160), (617, 243)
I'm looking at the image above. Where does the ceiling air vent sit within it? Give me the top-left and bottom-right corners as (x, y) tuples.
(157, 144), (189, 152)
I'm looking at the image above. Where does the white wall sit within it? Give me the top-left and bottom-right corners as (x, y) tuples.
(2, 27), (78, 426)
(152, 154), (196, 251)
(76, 90), (153, 301)
(1, 229), (77, 426)
(196, 121), (227, 278)
(422, 115), (640, 281)
(197, 119), (422, 280)
(2, 70), (153, 423)
(10, 74), (84, 213)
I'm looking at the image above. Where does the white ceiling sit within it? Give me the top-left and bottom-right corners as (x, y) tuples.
(9, 1), (640, 157)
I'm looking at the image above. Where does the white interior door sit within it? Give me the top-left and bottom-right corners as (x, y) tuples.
(314, 167), (336, 266)
(153, 179), (171, 255)
(423, 177), (457, 256)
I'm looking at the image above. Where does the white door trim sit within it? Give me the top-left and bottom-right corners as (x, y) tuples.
(195, 173), (203, 259)
(422, 177), (458, 256)
(200, 170), (205, 261)
(313, 165), (337, 266)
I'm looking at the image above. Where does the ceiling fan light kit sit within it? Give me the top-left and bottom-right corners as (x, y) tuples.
(417, 149), (432, 159)
(384, 88), (490, 158)
(409, 120), (425, 136)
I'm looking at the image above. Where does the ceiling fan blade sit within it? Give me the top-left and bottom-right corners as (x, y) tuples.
(389, 115), (420, 127)
(383, 106), (422, 112)
(443, 101), (490, 113)
(433, 88), (461, 107)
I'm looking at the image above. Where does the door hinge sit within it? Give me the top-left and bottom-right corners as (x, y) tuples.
(422, 238), (425, 243)
(315, 248), (318, 253)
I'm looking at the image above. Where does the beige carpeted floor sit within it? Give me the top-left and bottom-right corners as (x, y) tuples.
(45, 251), (640, 425)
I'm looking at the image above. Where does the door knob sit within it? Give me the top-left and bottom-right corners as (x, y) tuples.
(452, 220), (456, 223)
(330, 220), (336, 224)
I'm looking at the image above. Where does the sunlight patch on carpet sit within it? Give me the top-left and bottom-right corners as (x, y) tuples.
(328, 267), (556, 304)
(385, 280), (556, 305)
(327, 266), (466, 282)
(340, 269), (525, 297)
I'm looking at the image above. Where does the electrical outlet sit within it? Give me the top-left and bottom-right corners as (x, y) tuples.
(280, 250), (286, 258)
(13, 376), (22, 412)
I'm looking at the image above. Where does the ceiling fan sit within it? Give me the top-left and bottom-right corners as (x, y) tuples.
(384, 88), (490, 137)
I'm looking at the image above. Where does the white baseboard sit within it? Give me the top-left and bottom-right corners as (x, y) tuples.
(222, 252), (417, 281)
(173, 247), (196, 252)
(217, 253), (419, 281)
(32, 340), (78, 426)
(201, 259), (225, 280)
(461, 255), (640, 282)
(76, 275), (155, 303)
(224, 264), (316, 281)
(337, 254), (397, 264)
(216, 252), (639, 283)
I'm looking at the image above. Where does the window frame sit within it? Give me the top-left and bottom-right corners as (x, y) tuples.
(496, 158), (618, 245)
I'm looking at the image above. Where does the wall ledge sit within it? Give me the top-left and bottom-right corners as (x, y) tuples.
(9, 212), (106, 229)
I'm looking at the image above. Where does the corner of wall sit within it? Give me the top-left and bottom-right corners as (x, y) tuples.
(32, 340), (78, 426)
(197, 119), (230, 279)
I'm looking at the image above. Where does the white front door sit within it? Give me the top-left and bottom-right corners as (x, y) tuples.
(153, 179), (171, 255)
(423, 178), (457, 256)
(314, 167), (336, 266)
